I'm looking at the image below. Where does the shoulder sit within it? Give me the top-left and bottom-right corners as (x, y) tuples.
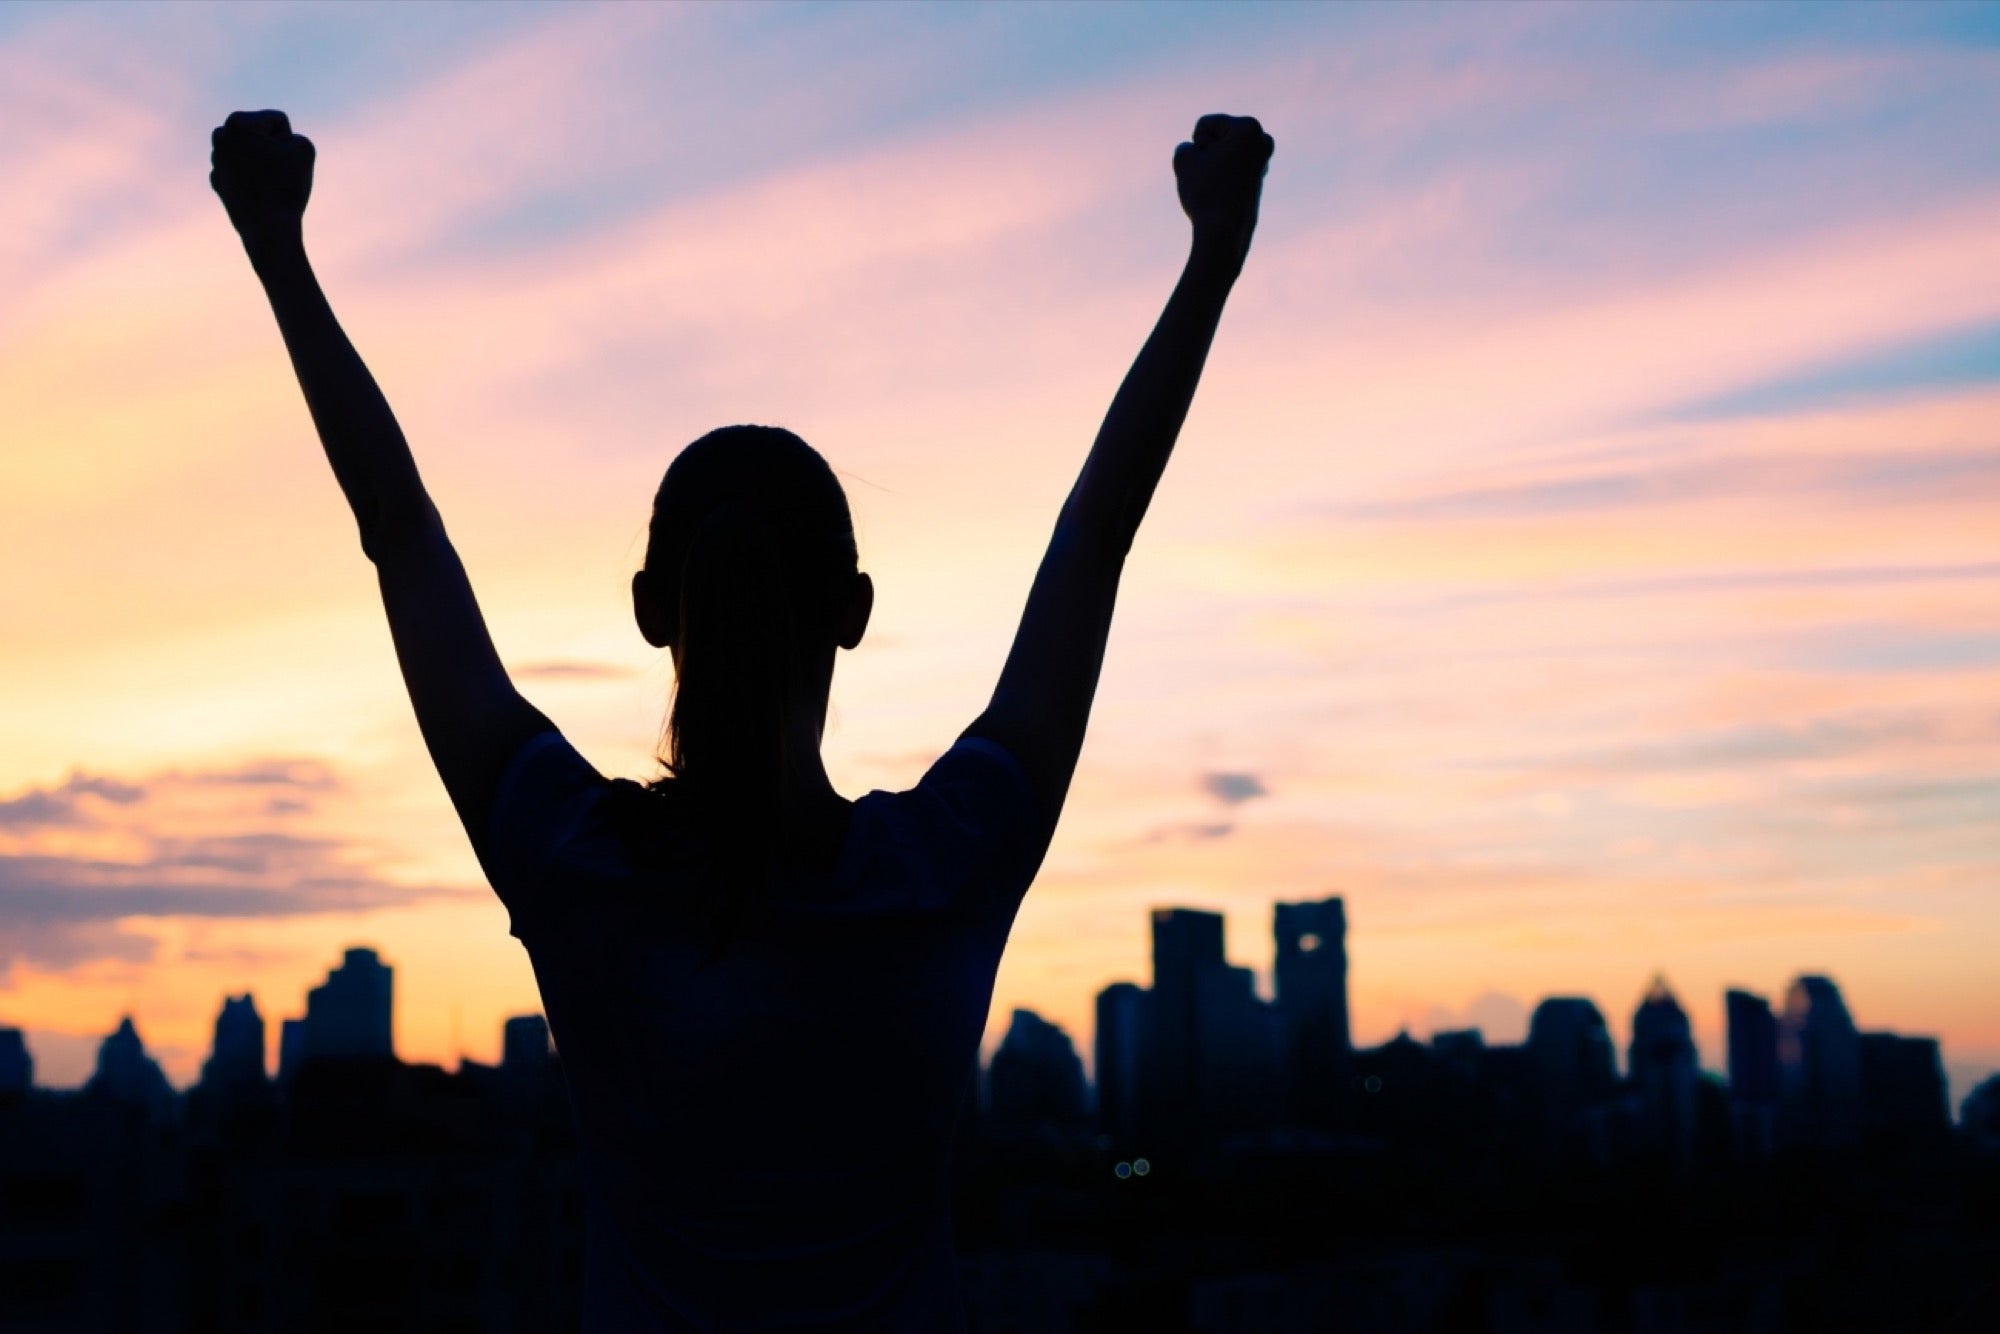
(492, 731), (607, 836)
(859, 735), (1047, 913)
(485, 730), (620, 931)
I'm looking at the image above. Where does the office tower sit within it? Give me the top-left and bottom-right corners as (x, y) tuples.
(1778, 975), (1862, 1149)
(1146, 908), (1227, 1132)
(1965, 1075), (2000, 1151)
(1526, 997), (1617, 1106)
(1858, 1032), (1948, 1147)
(1725, 990), (1778, 1103)
(503, 1014), (552, 1073)
(1094, 982), (1147, 1140)
(201, 994), (268, 1095)
(1629, 977), (1698, 1164)
(1274, 896), (1350, 1127)
(87, 1016), (175, 1118)
(986, 1009), (1087, 1133)
(1431, 1029), (1485, 1077)
(1725, 988), (1779, 1157)
(1143, 908), (1282, 1140)
(502, 1014), (553, 1109)
(1199, 959), (1284, 1135)
(304, 946), (396, 1062)
(0, 1027), (29, 1096)
(278, 1017), (309, 1087)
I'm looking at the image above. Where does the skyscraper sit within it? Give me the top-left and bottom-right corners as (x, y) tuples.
(201, 993), (268, 1096)
(87, 1016), (175, 1120)
(1858, 1032), (1948, 1147)
(1725, 988), (1779, 1157)
(1198, 959), (1284, 1135)
(278, 1017), (308, 1087)
(1524, 997), (1617, 1161)
(1964, 1075), (2000, 1151)
(1778, 974), (1862, 1149)
(501, 1013), (553, 1111)
(987, 1009), (1088, 1133)
(1145, 908), (1227, 1135)
(303, 946), (395, 1062)
(1274, 896), (1349, 1127)
(503, 1014), (551, 1073)
(1629, 976), (1698, 1164)
(1141, 908), (1283, 1141)
(0, 1027), (29, 1097)
(1725, 989), (1778, 1103)
(1526, 997), (1616, 1106)
(1094, 982), (1146, 1141)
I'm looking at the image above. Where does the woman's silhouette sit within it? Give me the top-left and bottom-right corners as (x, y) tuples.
(212, 108), (1272, 1331)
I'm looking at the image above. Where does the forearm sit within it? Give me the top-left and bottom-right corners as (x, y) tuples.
(1064, 234), (1242, 555)
(246, 231), (435, 559)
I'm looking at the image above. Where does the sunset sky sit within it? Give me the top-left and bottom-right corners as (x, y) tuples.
(2, 1), (1996, 1109)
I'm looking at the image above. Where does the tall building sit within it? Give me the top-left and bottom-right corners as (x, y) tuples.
(86, 1016), (175, 1120)
(1725, 990), (1778, 1103)
(1629, 976), (1698, 1164)
(503, 1014), (551, 1072)
(1094, 982), (1146, 1141)
(201, 993), (268, 1095)
(304, 947), (396, 1062)
(1858, 1032), (1948, 1147)
(1198, 959), (1284, 1135)
(1143, 909), (1280, 1142)
(1273, 896), (1350, 1127)
(278, 1017), (309, 1087)
(986, 1009), (1087, 1133)
(1778, 974), (1862, 1149)
(0, 1027), (29, 1096)
(1725, 988), (1779, 1157)
(1431, 1028), (1485, 1077)
(1965, 1074), (2000, 1152)
(501, 1013), (554, 1112)
(1526, 997), (1616, 1107)
(1145, 908), (1227, 1134)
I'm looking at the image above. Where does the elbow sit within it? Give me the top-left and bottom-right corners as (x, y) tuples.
(358, 495), (441, 566)
(1056, 491), (1139, 565)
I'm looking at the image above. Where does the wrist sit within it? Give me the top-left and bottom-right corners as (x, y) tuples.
(242, 221), (307, 277)
(1187, 228), (1247, 283)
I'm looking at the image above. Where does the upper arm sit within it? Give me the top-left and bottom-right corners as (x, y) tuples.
(960, 512), (1125, 849)
(370, 516), (553, 877)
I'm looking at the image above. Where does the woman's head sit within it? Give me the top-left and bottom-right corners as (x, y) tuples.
(624, 427), (870, 931)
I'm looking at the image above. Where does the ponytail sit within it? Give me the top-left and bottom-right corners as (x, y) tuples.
(669, 499), (797, 942)
(608, 426), (859, 960)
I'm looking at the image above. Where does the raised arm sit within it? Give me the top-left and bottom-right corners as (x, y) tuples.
(210, 110), (549, 867)
(963, 114), (1273, 842)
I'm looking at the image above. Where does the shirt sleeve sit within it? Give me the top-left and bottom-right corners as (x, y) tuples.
(905, 734), (1046, 912)
(486, 728), (608, 938)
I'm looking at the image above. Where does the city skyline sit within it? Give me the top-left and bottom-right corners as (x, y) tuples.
(7, 922), (1988, 1333)
(4, 891), (1983, 1123)
(3, 4), (1997, 1115)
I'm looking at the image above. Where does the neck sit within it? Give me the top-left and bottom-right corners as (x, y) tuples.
(782, 670), (843, 810)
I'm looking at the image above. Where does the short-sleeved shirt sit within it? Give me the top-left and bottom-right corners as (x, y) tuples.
(487, 731), (1043, 1332)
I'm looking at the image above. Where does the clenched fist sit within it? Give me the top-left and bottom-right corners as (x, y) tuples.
(210, 109), (315, 251)
(1173, 114), (1274, 266)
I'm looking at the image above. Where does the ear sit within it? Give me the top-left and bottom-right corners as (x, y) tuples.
(835, 571), (873, 651)
(633, 569), (675, 650)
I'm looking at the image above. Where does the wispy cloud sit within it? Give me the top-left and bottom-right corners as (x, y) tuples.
(1330, 447), (2000, 524)
(511, 660), (640, 683)
(0, 773), (144, 827)
(0, 758), (460, 981)
(1201, 772), (1269, 807)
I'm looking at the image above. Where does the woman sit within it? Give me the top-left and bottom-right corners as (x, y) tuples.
(211, 107), (1271, 1331)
